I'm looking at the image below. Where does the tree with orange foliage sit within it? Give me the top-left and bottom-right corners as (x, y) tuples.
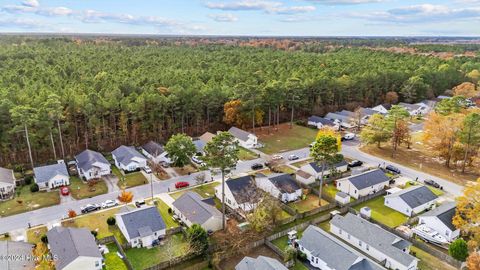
(453, 82), (478, 98)
(223, 100), (248, 127)
(384, 91), (399, 104)
(466, 252), (480, 270)
(454, 178), (480, 250)
(118, 189), (134, 204)
(67, 209), (77, 218)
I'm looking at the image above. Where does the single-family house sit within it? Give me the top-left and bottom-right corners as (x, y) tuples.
(215, 175), (259, 215)
(33, 161), (69, 190)
(330, 213), (418, 270)
(324, 112), (354, 128)
(47, 226), (102, 270)
(112, 145), (147, 172)
(141, 141), (171, 164)
(256, 173), (302, 203)
(193, 139), (207, 155)
(235, 256), (288, 270)
(307, 116), (338, 130)
(172, 191), (223, 232)
(75, 149), (111, 181)
(0, 241), (34, 270)
(398, 103), (424, 116)
(228, 127), (258, 149)
(115, 206), (166, 248)
(300, 160), (348, 180)
(384, 186), (438, 216)
(336, 169), (390, 199)
(355, 107), (379, 124)
(199, 132), (215, 144)
(297, 225), (386, 270)
(416, 100), (437, 113)
(0, 167), (16, 201)
(295, 170), (314, 185)
(418, 202), (459, 242)
(371, 104), (392, 114)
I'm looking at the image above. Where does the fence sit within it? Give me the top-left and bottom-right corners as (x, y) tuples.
(339, 190), (387, 209)
(144, 252), (203, 270)
(97, 236), (134, 270)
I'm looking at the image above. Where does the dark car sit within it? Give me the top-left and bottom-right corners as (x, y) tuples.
(385, 165), (401, 174)
(348, 160), (363, 168)
(81, 204), (100, 214)
(251, 163), (263, 170)
(424, 179), (441, 189)
(175, 181), (190, 189)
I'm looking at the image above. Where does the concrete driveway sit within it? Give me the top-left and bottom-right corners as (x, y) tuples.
(103, 175), (120, 192)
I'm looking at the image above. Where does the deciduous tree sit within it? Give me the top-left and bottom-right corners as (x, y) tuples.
(449, 238), (469, 261)
(118, 189), (134, 204)
(165, 133), (196, 168)
(466, 252), (480, 270)
(453, 82), (478, 98)
(360, 114), (391, 148)
(454, 178), (480, 248)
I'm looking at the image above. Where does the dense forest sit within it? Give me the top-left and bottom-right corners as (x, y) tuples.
(0, 37), (479, 167)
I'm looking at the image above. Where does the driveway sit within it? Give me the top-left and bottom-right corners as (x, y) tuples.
(103, 175), (120, 192)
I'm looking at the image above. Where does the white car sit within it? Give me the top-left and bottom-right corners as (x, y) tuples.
(342, 133), (355, 140)
(143, 166), (152, 174)
(288, 154), (299, 161)
(192, 156), (203, 164)
(101, 200), (118, 209)
(272, 155), (283, 160)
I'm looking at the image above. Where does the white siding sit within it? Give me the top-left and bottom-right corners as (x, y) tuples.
(62, 256), (102, 270)
(418, 216), (459, 242)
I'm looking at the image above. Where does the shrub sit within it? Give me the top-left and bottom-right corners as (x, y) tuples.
(297, 251), (307, 261)
(30, 184), (39, 193)
(40, 235), (48, 244)
(24, 175), (33, 185)
(449, 238), (469, 261)
(168, 208), (172, 214)
(107, 217), (116, 226)
(13, 165), (24, 173)
(91, 231), (98, 238)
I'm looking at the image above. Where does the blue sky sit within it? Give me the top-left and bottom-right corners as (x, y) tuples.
(0, 0), (479, 36)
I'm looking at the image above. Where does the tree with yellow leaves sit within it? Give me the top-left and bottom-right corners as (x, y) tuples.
(453, 178), (480, 249)
(453, 82), (478, 98)
(118, 189), (134, 204)
(466, 252), (480, 270)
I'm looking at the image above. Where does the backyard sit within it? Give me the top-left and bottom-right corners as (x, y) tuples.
(288, 194), (329, 214)
(0, 184), (60, 217)
(238, 146), (258, 161)
(69, 176), (108, 200)
(104, 243), (128, 270)
(257, 124), (318, 154)
(155, 199), (180, 229)
(410, 246), (457, 270)
(169, 182), (220, 200)
(353, 196), (408, 228)
(117, 172), (148, 189)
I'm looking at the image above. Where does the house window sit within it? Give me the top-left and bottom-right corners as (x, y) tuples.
(154, 232), (157, 236)
(354, 190), (357, 194)
(446, 231), (449, 236)
(95, 261), (100, 267)
(366, 245), (369, 251)
(359, 240), (362, 247)
(347, 234), (350, 240)
(339, 229), (342, 235)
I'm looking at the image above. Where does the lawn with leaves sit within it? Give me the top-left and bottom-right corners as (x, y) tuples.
(288, 194), (329, 213)
(169, 182), (220, 200)
(353, 196), (408, 228)
(26, 226), (48, 244)
(117, 172), (148, 189)
(69, 176), (108, 200)
(238, 146), (258, 160)
(258, 124), (318, 154)
(0, 185), (60, 217)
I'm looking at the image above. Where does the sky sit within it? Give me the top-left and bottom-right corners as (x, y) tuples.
(0, 0), (479, 36)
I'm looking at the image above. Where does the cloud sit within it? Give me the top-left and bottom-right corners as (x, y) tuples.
(208, 13), (238, 22)
(306, 0), (384, 4)
(22, 0), (39, 8)
(0, 17), (44, 29)
(205, 0), (315, 14)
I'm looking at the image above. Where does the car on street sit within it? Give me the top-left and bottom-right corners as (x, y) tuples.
(60, 186), (69, 196)
(101, 199), (118, 209)
(251, 163), (264, 170)
(288, 154), (299, 161)
(175, 181), (190, 189)
(348, 160), (363, 168)
(143, 166), (152, 174)
(424, 179), (441, 189)
(385, 165), (401, 174)
(342, 133), (355, 141)
(81, 204), (101, 214)
(272, 155), (283, 160)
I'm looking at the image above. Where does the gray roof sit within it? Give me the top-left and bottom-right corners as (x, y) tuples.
(142, 141), (165, 157)
(228, 126), (254, 142)
(386, 186), (438, 209)
(47, 226), (101, 270)
(358, 107), (378, 116)
(268, 174), (301, 194)
(75, 149), (110, 172)
(0, 241), (34, 270)
(193, 139), (206, 153)
(112, 145), (146, 167)
(116, 206), (166, 239)
(308, 115), (335, 126)
(226, 175), (257, 204)
(331, 213), (416, 267)
(308, 160), (348, 173)
(420, 202), (456, 231)
(235, 256), (287, 270)
(347, 169), (390, 190)
(398, 103), (422, 112)
(325, 112), (352, 123)
(172, 191), (221, 225)
(33, 162), (69, 184)
(338, 110), (355, 117)
(298, 225), (385, 270)
(0, 167), (15, 185)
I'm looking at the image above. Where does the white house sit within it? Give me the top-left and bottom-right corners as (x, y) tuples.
(324, 112), (354, 128)
(307, 116), (338, 130)
(297, 225), (386, 270)
(355, 107), (380, 124)
(330, 213), (418, 270)
(172, 191), (223, 232)
(418, 202), (459, 242)
(33, 160), (69, 190)
(300, 160), (348, 180)
(112, 145), (147, 172)
(255, 173), (302, 203)
(295, 170), (315, 185)
(384, 185), (438, 216)
(215, 175), (259, 215)
(141, 141), (171, 164)
(336, 169), (390, 199)
(115, 206), (166, 248)
(371, 104), (392, 114)
(0, 167), (15, 201)
(235, 256), (288, 270)
(47, 226), (102, 270)
(75, 149), (111, 181)
(398, 103), (425, 116)
(228, 127), (258, 149)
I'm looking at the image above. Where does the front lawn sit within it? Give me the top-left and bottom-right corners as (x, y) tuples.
(117, 172), (148, 189)
(288, 194), (330, 214)
(173, 164), (198, 176)
(238, 146), (258, 160)
(0, 184), (60, 217)
(155, 199), (179, 229)
(69, 176), (108, 200)
(257, 123), (318, 154)
(169, 182), (220, 200)
(291, 159), (313, 169)
(125, 233), (190, 270)
(104, 243), (128, 270)
(272, 165), (295, 174)
(353, 196), (408, 228)
(26, 226), (48, 244)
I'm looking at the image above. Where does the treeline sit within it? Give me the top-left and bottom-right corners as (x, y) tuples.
(0, 38), (479, 167)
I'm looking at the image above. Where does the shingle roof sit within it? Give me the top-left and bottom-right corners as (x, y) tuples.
(398, 103), (422, 112)
(386, 186), (438, 209)
(308, 115), (335, 126)
(193, 139), (206, 153)
(358, 107), (378, 116)
(199, 132), (215, 143)
(338, 110), (355, 117)
(298, 225), (385, 270)
(308, 160), (348, 173)
(112, 145), (146, 167)
(0, 167), (15, 185)
(142, 141), (165, 157)
(325, 112), (352, 123)
(172, 191), (222, 225)
(228, 127), (254, 142)
(420, 202), (456, 231)
(116, 206), (166, 239)
(268, 174), (301, 194)
(331, 213), (417, 267)
(296, 170), (312, 179)
(235, 256), (288, 270)
(336, 191), (349, 198)
(0, 241), (34, 270)
(226, 175), (257, 204)
(47, 227), (101, 270)
(33, 162), (69, 184)
(347, 169), (389, 190)
(75, 149), (109, 172)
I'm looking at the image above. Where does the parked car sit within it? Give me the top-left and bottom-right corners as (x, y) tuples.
(175, 181), (190, 189)
(288, 154), (299, 161)
(101, 199), (118, 209)
(272, 155), (283, 160)
(192, 156), (203, 165)
(251, 163), (264, 170)
(348, 160), (363, 168)
(60, 186), (69, 196)
(143, 166), (152, 174)
(342, 133), (356, 141)
(81, 204), (100, 214)
(424, 179), (441, 189)
(385, 165), (401, 174)
(135, 199), (146, 208)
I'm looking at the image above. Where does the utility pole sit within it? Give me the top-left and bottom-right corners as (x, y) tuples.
(24, 125), (34, 169)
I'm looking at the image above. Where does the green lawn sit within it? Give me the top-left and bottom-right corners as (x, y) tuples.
(117, 172), (148, 189)
(411, 246), (457, 270)
(322, 183), (338, 199)
(0, 184), (60, 217)
(353, 196), (408, 228)
(290, 159), (313, 169)
(271, 230), (304, 252)
(290, 260), (309, 270)
(155, 199), (179, 229)
(258, 124), (318, 154)
(288, 194), (329, 214)
(238, 146), (258, 161)
(169, 182), (220, 200)
(69, 176), (108, 200)
(112, 166), (123, 179)
(104, 243), (128, 270)
(273, 165), (296, 174)
(125, 233), (190, 270)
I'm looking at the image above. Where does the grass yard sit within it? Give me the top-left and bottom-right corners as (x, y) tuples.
(353, 196), (408, 228)
(117, 172), (148, 189)
(0, 185), (60, 217)
(291, 260), (309, 270)
(291, 159), (313, 169)
(125, 233), (190, 270)
(277, 209), (293, 220)
(69, 176), (108, 200)
(322, 183), (338, 199)
(155, 199), (179, 229)
(238, 146), (258, 161)
(271, 230), (304, 252)
(173, 164), (198, 176)
(288, 194), (329, 214)
(410, 246), (457, 270)
(26, 226), (48, 244)
(272, 165), (296, 174)
(169, 182), (220, 200)
(112, 166), (123, 179)
(104, 243), (128, 270)
(257, 124), (318, 154)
